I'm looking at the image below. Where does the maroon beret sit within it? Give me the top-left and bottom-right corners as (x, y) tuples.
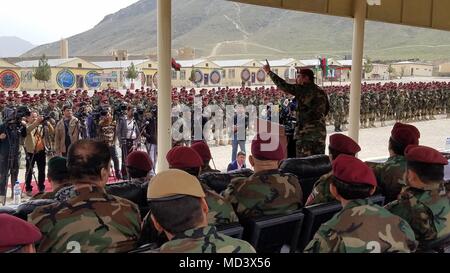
(126, 151), (153, 172)
(0, 214), (41, 252)
(333, 154), (377, 187)
(251, 134), (284, 161)
(329, 134), (361, 155)
(191, 141), (212, 162)
(167, 146), (203, 169)
(391, 123), (420, 146)
(405, 145), (448, 165)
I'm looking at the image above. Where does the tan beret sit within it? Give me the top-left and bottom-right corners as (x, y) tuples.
(147, 169), (205, 200)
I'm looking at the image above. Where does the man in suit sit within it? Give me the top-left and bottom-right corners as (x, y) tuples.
(227, 151), (247, 172)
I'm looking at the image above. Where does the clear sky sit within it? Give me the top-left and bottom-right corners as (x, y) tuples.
(0, 0), (139, 45)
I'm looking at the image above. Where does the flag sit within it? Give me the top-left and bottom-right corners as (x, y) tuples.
(171, 58), (181, 71)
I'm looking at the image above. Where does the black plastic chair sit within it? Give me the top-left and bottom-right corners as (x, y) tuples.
(420, 234), (450, 253)
(297, 194), (386, 251)
(242, 210), (304, 253)
(217, 223), (244, 239)
(128, 243), (159, 253)
(279, 155), (332, 202)
(297, 202), (342, 252)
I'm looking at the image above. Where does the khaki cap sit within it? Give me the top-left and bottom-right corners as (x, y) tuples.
(147, 169), (205, 200)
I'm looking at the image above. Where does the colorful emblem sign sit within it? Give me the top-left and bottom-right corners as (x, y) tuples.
(153, 72), (159, 87)
(257, 69), (266, 82)
(210, 70), (221, 84)
(241, 69), (251, 82)
(85, 71), (101, 88)
(57, 69), (75, 89)
(0, 70), (20, 89)
(193, 69), (203, 84)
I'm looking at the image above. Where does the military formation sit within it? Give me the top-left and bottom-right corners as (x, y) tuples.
(328, 81), (450, 131)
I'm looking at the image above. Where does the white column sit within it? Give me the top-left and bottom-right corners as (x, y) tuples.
(156, 0), (172, 172)
(348, 0), (366, 143)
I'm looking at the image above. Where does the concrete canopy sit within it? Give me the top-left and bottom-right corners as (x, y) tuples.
(229, 0), (450, 32)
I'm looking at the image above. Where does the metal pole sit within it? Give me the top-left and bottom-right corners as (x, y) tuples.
(348, 0), (366, 143)
(156, 0), (172, 172)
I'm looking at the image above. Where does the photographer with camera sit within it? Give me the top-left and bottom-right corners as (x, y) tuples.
(0, 107), (28, 205)
(116, 105), (140, 179)
(24, 111), (54, 196)
(98, 108), (122, 179)
(55, 105), (80, 157)
(142, 106), (157, 173)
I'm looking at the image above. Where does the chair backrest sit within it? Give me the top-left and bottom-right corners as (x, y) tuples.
(242, 210), (304, 253)
(279, 155), (332, 201)
(199, 168), (254, 193)
(420, 234), (450, 253)
(128, 243), (159, 253)
(217, 223), (244, 239)
(297, 194), (386, 252)
(298, 202), (342, 252)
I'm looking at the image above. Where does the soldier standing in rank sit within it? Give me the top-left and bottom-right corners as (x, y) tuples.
(263, 62), (329, 157)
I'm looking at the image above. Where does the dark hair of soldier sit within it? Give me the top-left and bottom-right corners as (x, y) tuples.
(407, 161), (444, 183)
(47, 167), (69, 185)
(328, 147), (356, 161)
(389, 137), (406, 156)
(127, 166), (148, 179)
(150, 196), (204, 234)
(67, 140), (111, 181)
(332, 178), (374, 200)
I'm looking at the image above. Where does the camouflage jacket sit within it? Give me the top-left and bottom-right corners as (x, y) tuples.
(31, 183), (73, 201)
(159, 226), (256, 253)
(306, 171), (336, 206)
(205, 189), (239, 225)
(223, 169), (303, 220)
(268, 71), (328, 139)
(371, 155), (407, 203)
(386, 182), (450, 247)
(29, 184), (141, 253)
(304, 198), (417, 253)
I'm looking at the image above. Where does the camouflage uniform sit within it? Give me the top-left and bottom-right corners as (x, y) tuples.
(368, 91), (378, 128)
(306, 172), (335, 206)
(159, 226), (256, 253)
(29, 184), (141, 253)
(204, 188), (239, 225)
(378, 91), (389, 127)
(371, 155), (407, 204)
(304, 198), (417, 253)
(333, 93), (345, 132)
(386, 183), (450, 248)
(31, 183), (72, 200)
(223, 169), (303, 220)
(268, 71), (329, 157)
(360, 93), (369, 128)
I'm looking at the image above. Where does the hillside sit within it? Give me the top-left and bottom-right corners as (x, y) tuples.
(23, 0), (450, 61)
(0, 36), (35, 58)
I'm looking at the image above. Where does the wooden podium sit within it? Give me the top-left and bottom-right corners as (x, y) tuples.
(255, 119), (288, 160)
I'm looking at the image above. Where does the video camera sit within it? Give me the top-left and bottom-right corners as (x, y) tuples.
(3, 106), (31, 124)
